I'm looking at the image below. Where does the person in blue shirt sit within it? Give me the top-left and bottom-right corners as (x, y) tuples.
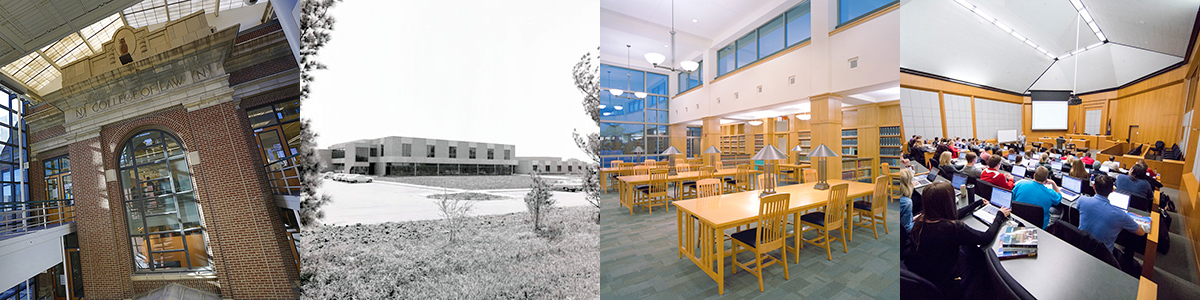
(1012, 166), (1061, 228)
(1078, 175), (1146, 250)
(1115, 163), (1154, 200)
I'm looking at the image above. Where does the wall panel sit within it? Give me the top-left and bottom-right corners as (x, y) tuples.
(900, 88), (943, 139)
(975, 98), (1023, 140)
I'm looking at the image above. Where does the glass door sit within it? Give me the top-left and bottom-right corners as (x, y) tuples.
(255, 126), (289, 165)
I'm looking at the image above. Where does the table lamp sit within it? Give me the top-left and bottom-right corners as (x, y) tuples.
(661, 146), (683, 175)
(751, 144), (789, 196)
(790, 145), (804, 164)
(704, 146), (722, 169)
(808, 144), (840, 190)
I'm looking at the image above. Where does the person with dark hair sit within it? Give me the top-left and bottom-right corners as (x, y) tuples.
(1013, 166), (1062, 228)
(1079, 175), (1146, 250)
(980, 155), (1014, 190)
(1136, 160), (1164, 190)
(1101, 155), (1120, 171)
(906, 182), (1009, 298)
(1116, 163), (1153, 200)
(961, 152), (982, 178)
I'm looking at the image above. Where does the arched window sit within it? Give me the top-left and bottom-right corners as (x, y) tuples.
(118, 129), (210, 272)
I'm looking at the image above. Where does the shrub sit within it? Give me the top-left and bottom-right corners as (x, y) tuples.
(524, 172), (556, 231)
(436, 188), (475, 243)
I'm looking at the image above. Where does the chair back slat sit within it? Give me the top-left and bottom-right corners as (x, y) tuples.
(824, 183), (850, 230)
(756, 193), (791, 251)
(644, 159), (656, 165)
(657, 161), (670, 167)
(649, 168), (669, 191)
(873, 175), (889, 211)
(699, 166), (716, 180)
(697, 178), (722, 198)
(609, 160), (623, 169)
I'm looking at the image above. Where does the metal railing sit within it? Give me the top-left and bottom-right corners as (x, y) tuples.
(0, 199), (76, 237)
(265, 154), (303, 196)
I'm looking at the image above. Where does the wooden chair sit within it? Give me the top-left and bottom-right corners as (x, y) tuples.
(609, 160), (623, 169)
(681, 166), (716, 199)
(802, 169), (818, 184)
(851, 176), (890, 240)
(606, 160), (624, 192)
(798, 183), (850, 261)
(617, 163), (638, 212)
(656, 161), (670, 167)
(730, 193), (791, 292)
(639, 168), (670, 214)
(724, 164), (752, 193)
(924, 152), (935, 169)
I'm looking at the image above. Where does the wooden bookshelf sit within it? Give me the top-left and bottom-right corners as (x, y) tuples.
(880, 125), (903, 173)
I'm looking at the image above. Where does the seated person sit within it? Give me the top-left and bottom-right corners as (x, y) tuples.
(1080, 152), (1095, 166)
(1078, 175), (1146, 251)
(1069, 158), (1090, 181)
(960, 152), (982, 178)
(1115, 164), (1154, 200)
(1136, 160), (1164, 190)
(906, 182), (1009, 298)
(1038, 153), (1053, 171)
(980, 156), (1014, 190)
(897, 168), (916, 232)
(937, 152), (961, 181)
(1012, 166), (1062, 228)
(1101, 155), (1121, 171)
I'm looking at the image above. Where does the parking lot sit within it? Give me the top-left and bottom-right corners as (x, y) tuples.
(316, 175), (592, 226)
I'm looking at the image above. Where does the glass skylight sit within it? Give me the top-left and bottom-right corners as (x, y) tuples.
(81, 13), (125, 50)
(42, 33), (94, 66)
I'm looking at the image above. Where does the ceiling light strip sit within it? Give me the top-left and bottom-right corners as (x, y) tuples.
(955, 0), (1054, 59)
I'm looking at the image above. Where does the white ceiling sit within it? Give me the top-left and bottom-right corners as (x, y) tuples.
(901, 0), (1200, 94)
(600, 0), (789, 71)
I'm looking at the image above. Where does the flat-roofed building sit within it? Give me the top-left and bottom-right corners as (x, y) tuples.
(516, 157), (589, 175)
(322, 136), (517, 176)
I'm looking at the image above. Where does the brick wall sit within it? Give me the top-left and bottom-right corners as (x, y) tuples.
(67, 102), (298, 299)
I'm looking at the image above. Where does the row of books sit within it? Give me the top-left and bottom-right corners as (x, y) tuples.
(880, 137), (903, 146)
(880, 126), (902, 136)
(881, 148), (903, 157)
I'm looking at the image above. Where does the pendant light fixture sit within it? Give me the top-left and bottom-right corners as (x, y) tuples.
(644, 0), (699, 73)
(606, 70), (623, 96)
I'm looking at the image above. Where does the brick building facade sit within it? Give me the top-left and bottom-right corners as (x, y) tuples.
(14, 11), (302, 300)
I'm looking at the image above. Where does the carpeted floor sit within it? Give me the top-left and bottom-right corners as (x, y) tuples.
(599, 185), (901, 300)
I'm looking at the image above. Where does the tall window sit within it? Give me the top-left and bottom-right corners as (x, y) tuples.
(504, 150), (511, 160)
(838, 0), (896, 27)
(600, 64), (670, 166)
(117, 130), (209, 272)
(331, 149), (345, 159)
(427, 145), (436, 158)
(469, 148), (476, 159)
(716, 1), (812, 77)
(246, 100), (300, 165)
(686, 127), (702, 158)
(402, 144), (412, 157)
(0, 93), (29, 217)
(44, 156), (72, 208)
(488, 149), (495, 159)
(449, 146), (457, 158)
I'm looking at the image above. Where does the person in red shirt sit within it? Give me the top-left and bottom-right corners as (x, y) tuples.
(1080, 152), (1099, 166)
(981, 155), (1015, 190)
(948, 140), (960, 159)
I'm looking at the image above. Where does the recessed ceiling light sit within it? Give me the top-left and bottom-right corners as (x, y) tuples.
(692, 19), (697, 22)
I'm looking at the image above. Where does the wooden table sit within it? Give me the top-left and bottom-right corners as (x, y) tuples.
(600, 165), (666, 194)
(672, 180), (875, 294)
(615, 168), (761, 214)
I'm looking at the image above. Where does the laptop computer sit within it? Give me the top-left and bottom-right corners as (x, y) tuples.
(1060, 176), (1083, 202)
(1109, 191), (1152, 231)
(1007, 154), (1016, 161)
(914, 169), (934, 188)
(959, 152), (966, 160)
(1011, 165), (1027, 180)
(952, 173), (967, 190)
(974, 187), (1013, 225)
(1051, 160), (1063, 172)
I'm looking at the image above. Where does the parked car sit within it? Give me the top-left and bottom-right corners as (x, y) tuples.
(551, 178), (583, 192)
(321, 172), (334, 179)
(343, 174), (373, 183)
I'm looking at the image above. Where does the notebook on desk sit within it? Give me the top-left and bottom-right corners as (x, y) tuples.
(974, 187), (1013, 225)
(1059, 176), (1083, 202)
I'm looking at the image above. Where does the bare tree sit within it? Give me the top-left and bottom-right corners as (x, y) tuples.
(436, 188), (475, 243)
(295, 0), (341, 228)
(524, 172), (556, 231)
(572, 48), (601, 223)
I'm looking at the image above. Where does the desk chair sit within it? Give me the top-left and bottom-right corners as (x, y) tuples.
(779, 166), (799, 184)
(656, 161), (670, 167)
(680, 166), (715, 199)
(798, 183), (850, 261)
(639, 168), (670, 214)
(606, 160), (624, 192)
(730, 193), (791, 292)
(803, 169), (818, 184)
(924, 152), (935, 169)
(692, 178), (724, 248)
(852, 176), (890, 240)
(644, 159), (656, 165)
(725, 164), (752, 193)
(1123, 190), (1153, 212)
(1011, 201), (1045, 228)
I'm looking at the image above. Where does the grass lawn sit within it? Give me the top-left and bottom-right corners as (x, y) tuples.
(298, 206), (599, 299)
(374, 175), (569, 190)
(427, 192), (511, 201)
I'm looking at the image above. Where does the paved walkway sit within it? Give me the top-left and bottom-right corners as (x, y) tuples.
(317, 179), (592, 225)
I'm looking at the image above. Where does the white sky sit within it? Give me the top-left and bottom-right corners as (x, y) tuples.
(306, 0), (599, 160)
